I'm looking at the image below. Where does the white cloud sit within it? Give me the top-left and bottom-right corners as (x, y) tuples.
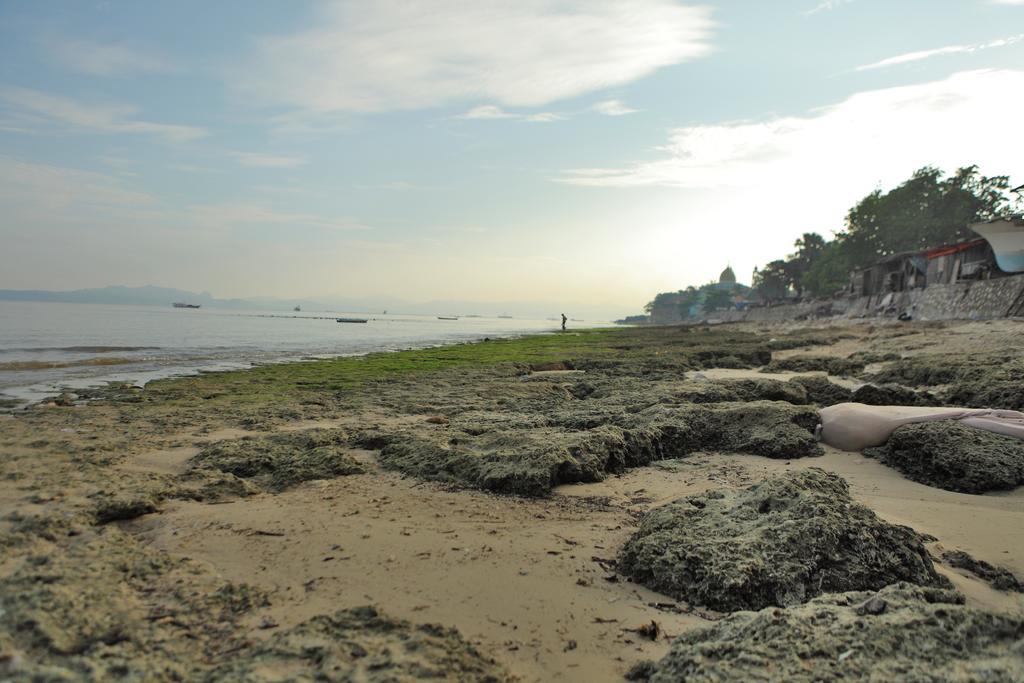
(230, 152), (307, 168)
(558, 69), (1024, 190)
(458, 105), (518, 120)
(457, 104), (564, 122)
(0, 87), (206, 141)
(804, 0), (854, 15)
(236, 0), (713, 113)
(991, 0), (1024, 5)
(856, 33), (1023, 71)
(524, 112), (566, 122)
(591, 99), (639, 116)
(49, 40), (176, 77)
(554, 69), (1024, 298)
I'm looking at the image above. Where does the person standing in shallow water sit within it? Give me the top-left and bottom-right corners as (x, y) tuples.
(561, 313), (567, 331)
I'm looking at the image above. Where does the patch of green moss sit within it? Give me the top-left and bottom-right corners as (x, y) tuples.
(187, 429), (365, 492)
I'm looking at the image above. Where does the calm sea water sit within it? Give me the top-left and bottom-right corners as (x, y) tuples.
(0, 302), (590, 406)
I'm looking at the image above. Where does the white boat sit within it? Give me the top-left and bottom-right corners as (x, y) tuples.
(971, 215), (1024, 273)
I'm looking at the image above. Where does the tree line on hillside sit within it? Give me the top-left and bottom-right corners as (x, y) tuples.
(751, 165), (1019, 302)
(644, 165), (1020, 320)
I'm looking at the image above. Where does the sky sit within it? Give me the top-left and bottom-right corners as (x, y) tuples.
(1, 0), (1023, 317)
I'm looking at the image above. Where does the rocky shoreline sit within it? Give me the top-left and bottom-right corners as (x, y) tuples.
(1, 320), (1022, 680)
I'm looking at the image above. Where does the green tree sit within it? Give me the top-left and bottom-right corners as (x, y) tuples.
(703, 286), (734, 312)
(786, 232), (827, 297)
(752, 260), (789, 303)
(801, 241), (851, 297)
(843, 165), (1012, 262)
(676, 286), (700, 318)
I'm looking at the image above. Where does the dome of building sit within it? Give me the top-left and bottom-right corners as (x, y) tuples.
(718, 265), (736, 284)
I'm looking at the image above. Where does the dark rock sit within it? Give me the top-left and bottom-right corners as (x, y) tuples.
(618, 469), (949, 612)
(863, 421), (1024, 493)
(93, 495), (158, 524)
(644, 584), (1024, 682)
(53, 393), (76, 407)
(942, 550), (1024, 592)
(787, 375), (853, 407)
(625, 660), (658, 681)
(856, 596), (888, 615)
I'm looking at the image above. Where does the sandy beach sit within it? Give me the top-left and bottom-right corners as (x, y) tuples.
(2, 320), (1023, 681)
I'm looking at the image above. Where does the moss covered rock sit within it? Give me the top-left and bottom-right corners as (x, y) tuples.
(637, 584), (1024, 682)
(787, 375), (853, 407)
(851, 383), (939, 407)
(187, 429), (365, 493)
(762, 355), (865, 376)
(379, 403), (820, 496)
(618, 469), (947, 611)
(863, 421), (1024, 493)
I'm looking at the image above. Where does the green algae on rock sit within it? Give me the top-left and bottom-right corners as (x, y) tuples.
(786, 375), (853, 407)
(707, 378), (810, 405)
(761, 355), (865, 376)
(378, 403), (821, 496)
(207, 606), (510, 682)
(863, 421), (1024, 493)
(187, 429), (365, 493)
(851, 382), (940, 407)
(867, 353), (1024, 411)
(634, 584), (1024, 683)
(618, 469), (948, 612)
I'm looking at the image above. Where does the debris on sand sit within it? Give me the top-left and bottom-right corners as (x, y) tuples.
(863, 421), (1024, 493)
(633, 584), (1024, 682)
(379, 403), (821, 496)
(942, 550), (1024, 593)
(618, 469), (948, 611)
(186, 429), (365, 493)
(209, 606), (510, 682)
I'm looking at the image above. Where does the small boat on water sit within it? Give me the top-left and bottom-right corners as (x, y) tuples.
(437, 316), (459, 320)
(294, 305), (301, 312)
(336, 317), (368, 324)
(172, 302), (200, 309)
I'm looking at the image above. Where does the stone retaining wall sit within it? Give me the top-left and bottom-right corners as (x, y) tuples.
(713, 272), (1024, 323)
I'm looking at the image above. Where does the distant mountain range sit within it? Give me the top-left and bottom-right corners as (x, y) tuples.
(0, 285), (627, 321)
